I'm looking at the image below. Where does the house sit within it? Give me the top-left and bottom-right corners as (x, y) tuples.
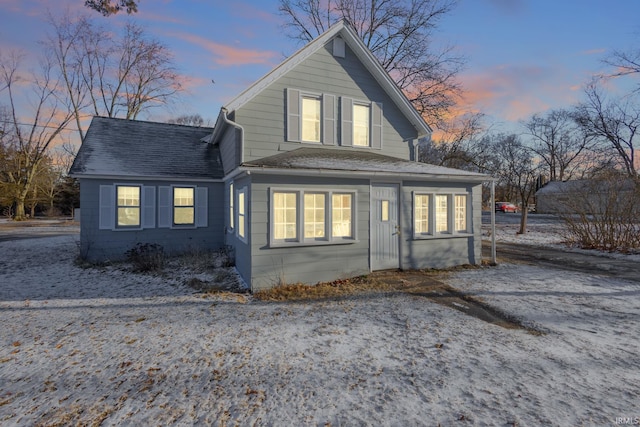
(536, 178), (639, 215)
(70, 20), (490, 291)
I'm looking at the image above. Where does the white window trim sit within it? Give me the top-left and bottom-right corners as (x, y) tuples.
(236, 186), (248, 243)
(454, 193), (470, 233)
(228, 181), (234, 231)
(352, 101), (371, 147)
(301, 93), (322, 144)
(412, 192), (432, 238)
(171, 185), (196, 228)
(115, 183), (143, 231)
(413, 192), (473, 240)
(269, 188), (357, 247)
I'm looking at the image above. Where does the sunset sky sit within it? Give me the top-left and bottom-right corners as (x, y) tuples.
(1, 0), (639, 134)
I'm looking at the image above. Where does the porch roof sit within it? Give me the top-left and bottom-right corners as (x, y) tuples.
(242, 147), (490, 181)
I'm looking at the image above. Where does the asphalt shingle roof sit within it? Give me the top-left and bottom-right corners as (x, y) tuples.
(69, 117), (222, 179)
(243, 147), (489, 180)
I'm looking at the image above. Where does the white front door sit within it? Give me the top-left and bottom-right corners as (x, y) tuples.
(371, 184), (400, 270)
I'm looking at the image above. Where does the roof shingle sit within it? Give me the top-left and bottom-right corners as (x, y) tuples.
(242, 147), (489, 180)
(70, 117), (221, 179)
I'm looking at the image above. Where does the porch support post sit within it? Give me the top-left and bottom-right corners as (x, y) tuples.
(491, 179), (497, 265)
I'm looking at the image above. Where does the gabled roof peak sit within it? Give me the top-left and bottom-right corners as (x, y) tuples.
(222, 19), (431, 137)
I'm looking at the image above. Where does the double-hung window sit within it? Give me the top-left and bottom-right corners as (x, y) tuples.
(286, 89), (336, 145)
(332, 193), (353, 238)
(273, 192), (298, 241)
(341, 97), (382, 149)
(435, 194), (449, 233)
(302, 96), (321, 142)
(271, 189), (355, 245)
(414, 194), (430, 235)
(352, 103), (370, 147)
(304, 193), (326, 239)
(173, 187), (195, 226)
(116, 185), (141, 228)
(229, 182), (234, 230)
(455, 194), (468, 232)
(237, 187), (247, 241)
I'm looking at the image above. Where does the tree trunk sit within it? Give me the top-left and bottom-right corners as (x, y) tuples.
(518, 208), (528, 235)
(14, 200), (26, 220)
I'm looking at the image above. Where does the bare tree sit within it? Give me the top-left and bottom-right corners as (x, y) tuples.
(84, 0), (138, 16)
(45, 14), (182, 142)
(167, 114), (206, 127)
(522, 108), (594, 182)
(419, 112), (489, 170)
(603, 39), (640, 92)
(278, 0), (464, 127)
(574, 80), (639, 177)
(0, 51), (74, 220)
(489, 133), (540, 234)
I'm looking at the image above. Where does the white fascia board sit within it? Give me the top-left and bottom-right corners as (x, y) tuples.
(70, 173), (223, 183)
(239, 166), (490, 183)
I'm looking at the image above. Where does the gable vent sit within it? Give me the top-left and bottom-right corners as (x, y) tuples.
(332, 37), (345, 58)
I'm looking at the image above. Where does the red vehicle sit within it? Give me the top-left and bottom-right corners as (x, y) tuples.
(495, 202), (519, 213)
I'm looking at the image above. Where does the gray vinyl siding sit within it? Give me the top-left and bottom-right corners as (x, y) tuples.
(400, 181), (483, 269)
(224, 175), (252, 285)
(219, 125), (240, 175)
(248, 174), (371, 291)
(78, 178), (224, 262)
(235, 41), (418, 163)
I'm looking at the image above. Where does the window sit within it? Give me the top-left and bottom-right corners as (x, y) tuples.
(287, 89), (336, 145)
(435, 195), (449, 233)
(353, 103), (370, 146)
(332, 193), (353, 238)
(237, 187), (247, 240)
(229, 182), (234, 229)
(302, 96), (321, 142)
(273, 192), (298, 241)
(173, 187), (195, 226)
(341, 98), (382, 149)
(455, 195), (467, 232)
(381, 200), (390, 222)
(414, 194), (430, 235)
(271, 190), (355, 245)
(304, 193), (325, 239)
(116, 186), (140, 228)
(413, 192), (471, 238)
(157, 186), (206, 229)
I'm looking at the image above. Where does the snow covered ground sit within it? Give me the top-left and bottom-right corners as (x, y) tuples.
(1, 222), (639, 426)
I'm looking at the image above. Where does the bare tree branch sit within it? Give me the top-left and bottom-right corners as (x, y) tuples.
(0, 50), (74, 219)
(278, 0), (464, 128)
(84, 0), (138, 16)
(574, 79), (639, 177)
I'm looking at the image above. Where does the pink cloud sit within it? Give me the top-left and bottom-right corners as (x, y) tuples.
(172, 32), (278, 66)
(582, 48), (606, 55)
(453, 64), (580, 122)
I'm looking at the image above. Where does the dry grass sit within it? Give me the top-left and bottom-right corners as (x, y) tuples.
(253, 275), (397, 301)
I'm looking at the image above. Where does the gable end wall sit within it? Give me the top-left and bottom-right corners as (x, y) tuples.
(235, 42), (419, 163)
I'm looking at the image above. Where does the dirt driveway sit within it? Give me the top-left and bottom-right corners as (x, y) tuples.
(484, 241), (640, 283)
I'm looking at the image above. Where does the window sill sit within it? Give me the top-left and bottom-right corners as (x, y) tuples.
(269, 239), (358, 249)
(114, 226), (142, 231)
(412, 233), (473, 241)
